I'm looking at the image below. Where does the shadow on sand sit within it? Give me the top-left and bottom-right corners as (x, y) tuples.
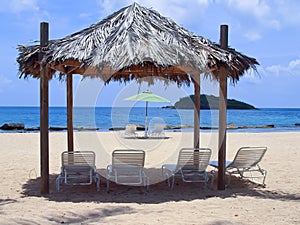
(21, 168), (300, 204)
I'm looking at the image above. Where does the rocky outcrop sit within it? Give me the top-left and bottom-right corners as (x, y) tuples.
(49, 126), (99, 131)
(199, 124), (275, 130)
(74, 127), (99, 131)
(24, 127), (40, 131)
(0, 123), (25, 130)
(165, 125), (193, 130)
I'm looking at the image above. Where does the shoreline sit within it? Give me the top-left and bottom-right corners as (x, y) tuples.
(1, 126), (300, 133)
(1, 107), (300, 133)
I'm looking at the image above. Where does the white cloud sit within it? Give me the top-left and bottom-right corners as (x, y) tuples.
(223, 0), (300, 30)
(96, 0), (131, 15)
(96, 0), (210, 25)
(224, 0), (270, 18)
(244, 32), (261, 41)
(8, 0), (39, 13)
(220, 0), (282, 31)
(0, 75), (13, 93)
(266, 59), (300, 76)
(144, 0), (210, 23)
(275, 0), (300, 27)
(239, 68), (263, 84)
(79, 13), (92, 20)
(289, 59), (300, 69)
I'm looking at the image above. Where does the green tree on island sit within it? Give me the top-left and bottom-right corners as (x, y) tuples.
(172, 94), (256, 109)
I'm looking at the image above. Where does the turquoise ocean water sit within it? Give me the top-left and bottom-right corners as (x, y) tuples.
(0, 107), (300, 132)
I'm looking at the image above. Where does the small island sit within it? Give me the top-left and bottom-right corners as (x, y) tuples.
(165, 94), (256, 110)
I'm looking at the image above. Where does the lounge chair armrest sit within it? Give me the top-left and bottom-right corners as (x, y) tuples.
(162, 164), (177, 172)
(106, 164), (112, 173)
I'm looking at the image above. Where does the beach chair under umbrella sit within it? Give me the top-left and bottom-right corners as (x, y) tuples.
(125, 90), (170, 137)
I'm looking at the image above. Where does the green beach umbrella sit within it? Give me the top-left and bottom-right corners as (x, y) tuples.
(125, 90), (170, 137)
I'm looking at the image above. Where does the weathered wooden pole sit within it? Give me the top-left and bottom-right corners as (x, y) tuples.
(40, 22), (49, 194)
(67, 71), (74, 152)
(193, 75), (200, 148)
(218, 24), (228, 190)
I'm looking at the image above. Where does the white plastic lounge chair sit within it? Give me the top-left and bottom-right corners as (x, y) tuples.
(56, 151), (100, 192)
(149, 123), (165, 137)
(124, 124), (138, 138)
(162, 148), (213, 190)
(106, 149), (149, 192)
(209, 146), (267, 186)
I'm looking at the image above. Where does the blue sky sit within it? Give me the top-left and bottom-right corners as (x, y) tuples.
(0, 0), (299, 108)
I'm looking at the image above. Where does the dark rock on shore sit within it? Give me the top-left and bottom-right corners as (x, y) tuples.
(49, 126), (67, 131)
(240, 124), (274, 129)
(110, 124), (146, 131)
(49, 126), (99, 131)
(258, 124), (275, 128)
(0, 123), (25, 130)
(200, 126), (218, 130)
(109, 127), (125, 131)
(24, 127), (40, 131)
(136, 125), (145, 130)
(74, 127), (99, 131)
(109, 124), (193, 131)
(199, 124), (275, 130)
(165, 125), (193, 130)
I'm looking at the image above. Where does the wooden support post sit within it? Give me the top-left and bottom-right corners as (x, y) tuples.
(67, 72), (74, 152)
(193, 75), (200, 148)
(218, 24), (228, 190)
(40, 22), (49, 194)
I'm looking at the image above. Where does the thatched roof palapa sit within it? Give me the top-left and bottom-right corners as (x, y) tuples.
(17, 2), (258, 86)
(17, 3), (260, 193)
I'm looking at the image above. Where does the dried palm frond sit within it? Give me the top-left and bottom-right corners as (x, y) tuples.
(17, 3), (258, 86)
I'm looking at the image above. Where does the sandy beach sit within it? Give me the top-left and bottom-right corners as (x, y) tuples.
(0, 131), (299, 224)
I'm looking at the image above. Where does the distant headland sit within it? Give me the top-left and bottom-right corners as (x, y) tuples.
(164, 94), (256, 110)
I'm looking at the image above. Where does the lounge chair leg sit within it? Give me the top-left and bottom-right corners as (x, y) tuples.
(166, 177), (170, 189)
(162, 169), (171, 188)
(56, 176), (63, 192)
(106, 180), (110, 192)
(208, 174), (214, 189)
(171, 176), (175, 190)
(164, 172), (173, 190)
(95, 173), (100, 191)
(146, 177), (150, 191)
(56, 178), (60, 192)
(161, 168), (165, 181)
(262, 170), (267, 187)
(226, 173), (232, 187)
(211, 174), (214, 186)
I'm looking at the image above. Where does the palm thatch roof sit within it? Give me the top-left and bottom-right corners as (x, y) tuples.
(17, 2), (258, 86)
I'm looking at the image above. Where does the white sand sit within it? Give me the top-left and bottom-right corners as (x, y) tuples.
(0, 131), (299, 224)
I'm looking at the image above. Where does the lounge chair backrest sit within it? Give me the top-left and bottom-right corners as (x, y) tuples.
(177, 148), (212, 172)
(61, 151), (95, 167)
(231, 147), (267, 168)
(112, 149), (145, 168)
